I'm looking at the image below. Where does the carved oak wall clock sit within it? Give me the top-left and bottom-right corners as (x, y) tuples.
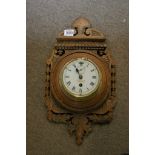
(45, 17), (116, 145)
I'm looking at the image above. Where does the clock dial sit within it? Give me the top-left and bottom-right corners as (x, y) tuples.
(61, 58), (100, 98)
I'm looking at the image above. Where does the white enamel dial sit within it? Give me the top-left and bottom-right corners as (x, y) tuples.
(61, 58), (100, 98)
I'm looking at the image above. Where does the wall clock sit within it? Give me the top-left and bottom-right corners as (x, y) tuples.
(45, 17), (116, 145)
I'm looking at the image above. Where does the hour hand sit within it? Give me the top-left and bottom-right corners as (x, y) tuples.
(73, 64), (79, 74)
(76, 68), (79, 74)
(73, 65), (82, 79)
(75, 68), (83, 79)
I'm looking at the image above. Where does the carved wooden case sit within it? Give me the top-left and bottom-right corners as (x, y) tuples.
(45, 17), (116, 145)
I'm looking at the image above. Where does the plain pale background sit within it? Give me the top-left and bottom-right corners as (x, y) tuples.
(26, 0), (128, 155)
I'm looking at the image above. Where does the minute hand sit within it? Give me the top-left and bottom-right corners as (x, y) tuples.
(76, 68), (79, 74)
(73, 65), (83, 79)
(75, 68), (83, 79)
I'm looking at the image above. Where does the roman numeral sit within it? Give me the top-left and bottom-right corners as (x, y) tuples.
(79, 61), (84, 65)
(73, 64), (76, 68)
(90, 82), (94, 86)
(79, 88), (82, 94)
(92, 76), (96, 79)
(72, 86), (75, 91)
(67, 81), (71, 86)
(66, 68), (71, 71)
(91, 69), (95, 72)
(65, 76), (69, 78)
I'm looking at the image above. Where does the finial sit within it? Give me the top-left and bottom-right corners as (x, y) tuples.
(72, 17), (92, 35)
